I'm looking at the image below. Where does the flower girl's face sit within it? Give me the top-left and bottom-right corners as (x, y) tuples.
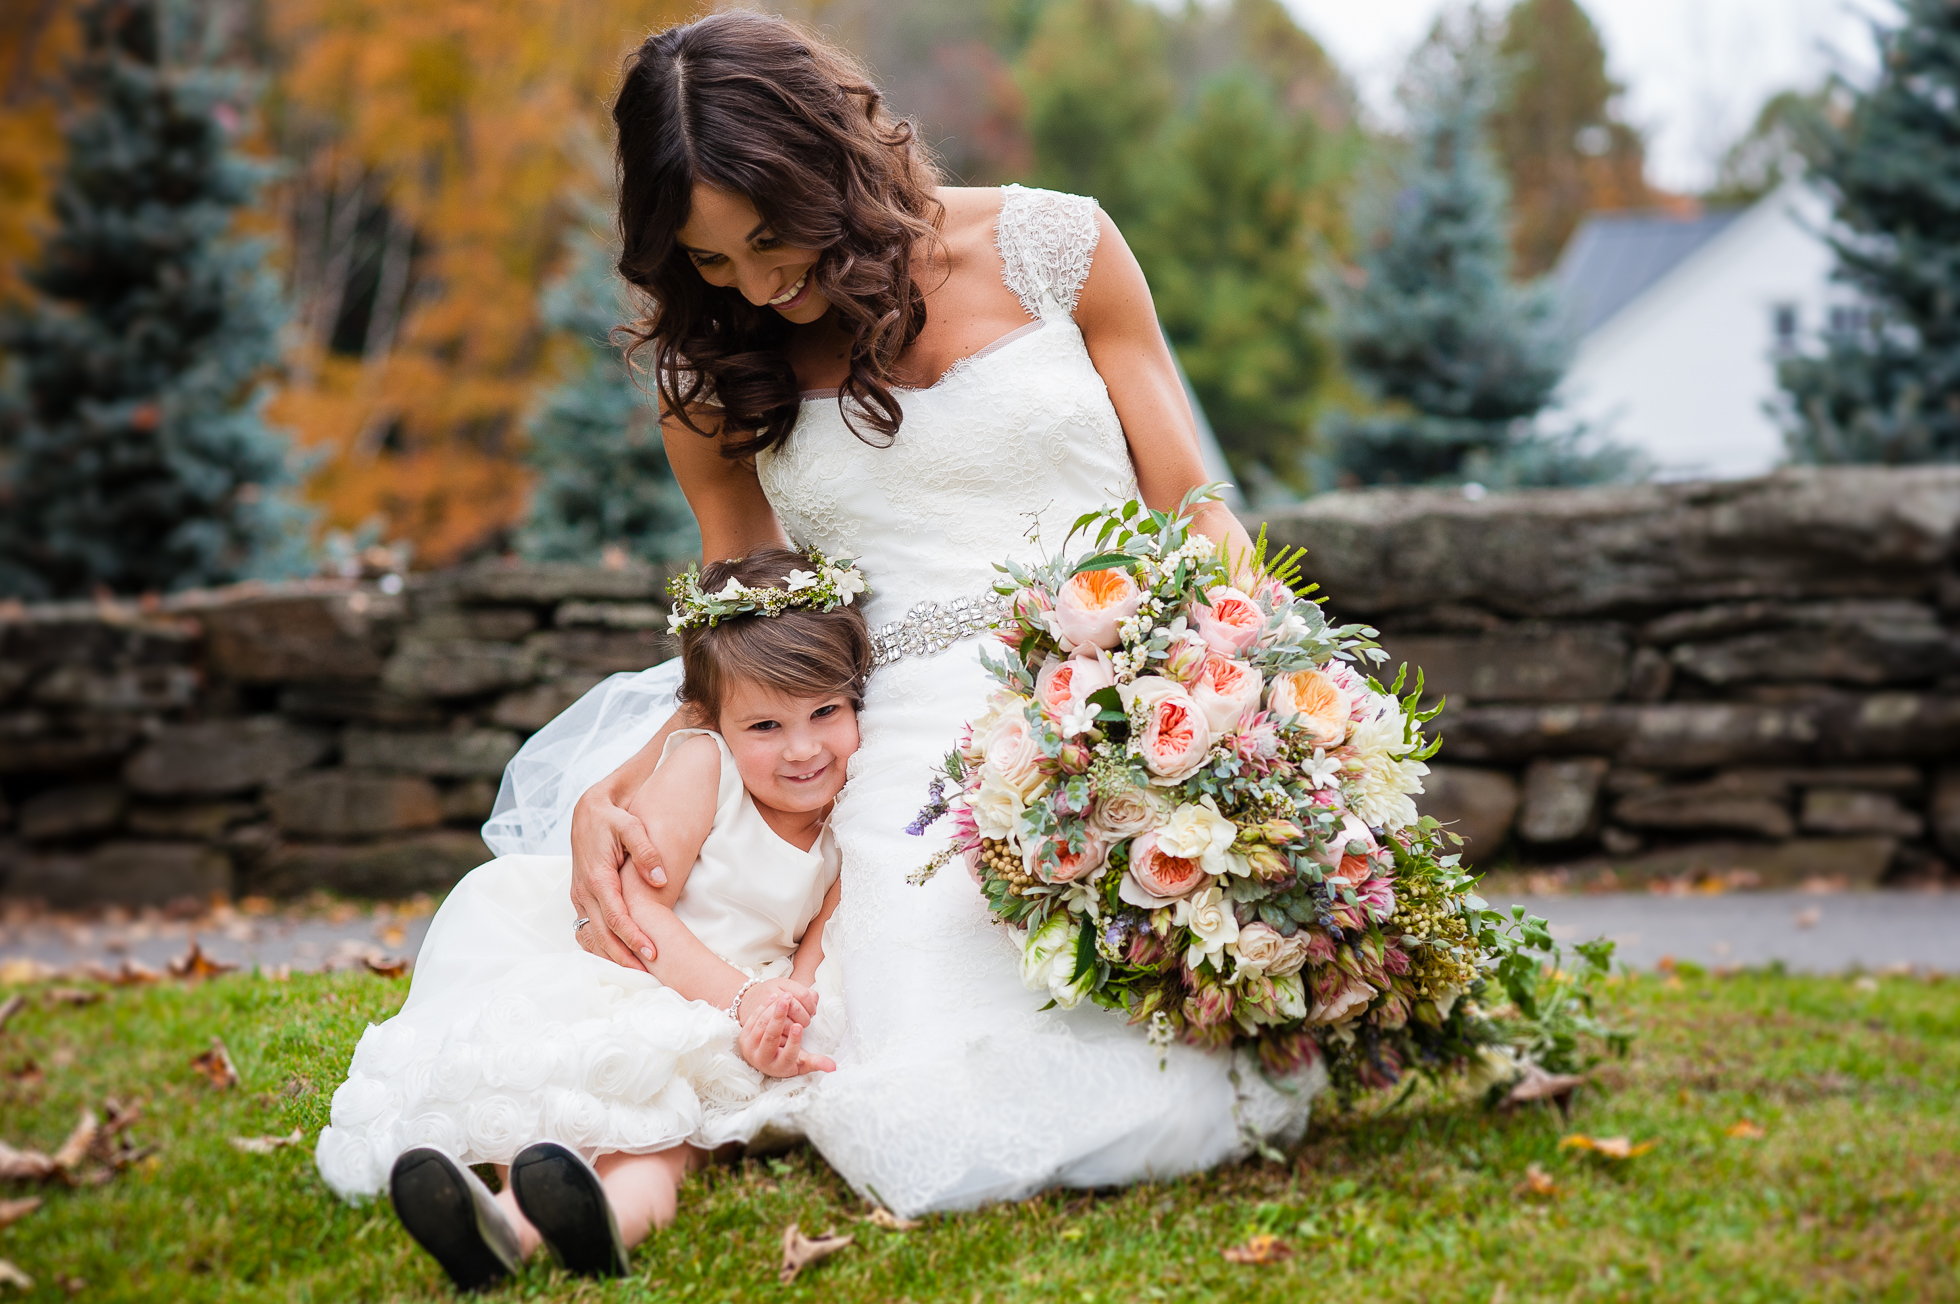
(676, 184), (830, 325)
(717, 678), (859, 815)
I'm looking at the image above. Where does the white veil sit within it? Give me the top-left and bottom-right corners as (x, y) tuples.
(482, 660), (685, 857)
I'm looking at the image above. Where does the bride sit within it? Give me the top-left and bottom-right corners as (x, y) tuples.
(487, 9), (1323, 1215)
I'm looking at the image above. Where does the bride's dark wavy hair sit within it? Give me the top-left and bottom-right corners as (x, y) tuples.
(612, 11), (943, 458)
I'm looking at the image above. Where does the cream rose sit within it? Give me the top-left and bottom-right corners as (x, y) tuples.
(981, 711), (1044, 796)
(1176, 885), (1240, 967)
(1053, 567), (1145, 652)
(1190, 586), (1264, 656)
(1121, 830), (1209, 905)
(969, 770), (1027, 842)
(1231, 921), (1287, 974)
(1087, 784), (1169, 840)
(1267, 667), (1353, 747)
(1156, 796), (1238, 877)
(1190, 654), (1263, 736)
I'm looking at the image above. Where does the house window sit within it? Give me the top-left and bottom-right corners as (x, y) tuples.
(1771, 303), (1799, 355)
(1828, 305), (1869, 338)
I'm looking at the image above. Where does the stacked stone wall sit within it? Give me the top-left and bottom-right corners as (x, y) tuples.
(3, 466), (1958, 905)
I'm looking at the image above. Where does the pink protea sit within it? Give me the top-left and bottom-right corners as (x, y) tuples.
(1000, 586), (1054, 647)
(1372, 989), (1411, 1030)
(1229, 709), (1282, 774)
(1126, 926), (1169, 968)
(1257, 1028), (1321, 1077)
(1302, 927), (1337, 966)
(1357, 1043), (1403, 1090)
(1182, 971), (1237, 1030)
(1309, 969), (1376, 1025)
(1382, 944), (1411, 976)
(1356, 873), (1397, 923)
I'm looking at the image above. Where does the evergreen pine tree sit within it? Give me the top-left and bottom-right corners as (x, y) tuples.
(1325, 29), (1635, 488)
(1778, 0), (1960, 465)
(0, 0), (310, 598)
(516, 213), (698, 565)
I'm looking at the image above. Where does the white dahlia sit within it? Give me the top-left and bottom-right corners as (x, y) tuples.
(1344, 703), (1429, 830)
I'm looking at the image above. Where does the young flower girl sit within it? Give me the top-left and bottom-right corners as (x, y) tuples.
(314, 547), (870, 1291)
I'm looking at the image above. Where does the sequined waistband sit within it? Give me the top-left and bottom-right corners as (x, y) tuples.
(870, 594), (1009, 667)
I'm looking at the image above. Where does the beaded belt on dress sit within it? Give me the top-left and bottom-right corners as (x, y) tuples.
(870, 595), (1009, 666)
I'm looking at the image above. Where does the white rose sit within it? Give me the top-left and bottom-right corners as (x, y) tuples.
(329, 1075), (396, 1129)
(486, 1036), (564, 1093)
(354, 1020), (419, 1077)
(396, 1111), (468, 1157)
(541, 1087), (612, 1151)
(1087, 785), (1169, 840)
(462, 1094), (536, 1160)
(423, 1044), (482, 1103)
(1018, 913), (1093, 1009)
(680, 1045), (763, 1110)
(1156, 797), (1238, 877)
(969, 770), (1027, 841)
(313, 1126), (383, 1198)
(475, 993), (545, 1043)
(1175, 886), (1239, 968)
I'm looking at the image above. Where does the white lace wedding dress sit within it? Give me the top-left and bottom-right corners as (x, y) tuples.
(483, 184), (1324, 1215)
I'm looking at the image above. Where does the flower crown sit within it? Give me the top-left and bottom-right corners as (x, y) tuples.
(665, 550), (870, 632)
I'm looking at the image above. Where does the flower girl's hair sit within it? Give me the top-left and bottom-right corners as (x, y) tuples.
(675, 548), (873, 719)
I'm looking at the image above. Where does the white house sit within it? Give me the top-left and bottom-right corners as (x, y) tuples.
(1552, 181), (1860, 481)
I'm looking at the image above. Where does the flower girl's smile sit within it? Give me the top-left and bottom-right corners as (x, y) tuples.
(718, 680), (859, 827)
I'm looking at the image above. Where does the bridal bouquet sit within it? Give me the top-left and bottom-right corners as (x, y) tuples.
(911, 488), (1603, 1094)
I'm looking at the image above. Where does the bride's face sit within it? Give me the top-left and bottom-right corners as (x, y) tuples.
(717, 678), (859, 816)
(676, 183), (830, 325)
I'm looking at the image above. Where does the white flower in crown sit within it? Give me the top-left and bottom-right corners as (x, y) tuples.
(665, 549), (872, 631)
(824, 564), (867, 604)
(714, 578), (745, 601)
(785, 569), (819, 592)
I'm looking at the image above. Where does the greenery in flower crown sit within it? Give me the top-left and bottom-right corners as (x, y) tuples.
(664, 550), (869, 632)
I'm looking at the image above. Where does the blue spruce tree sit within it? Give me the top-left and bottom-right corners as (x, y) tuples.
(1778, 0), (1960, 464)
(517, 213), (697, 565)
(0, 0), (311, 598)
(1325, 34), (1635, 487)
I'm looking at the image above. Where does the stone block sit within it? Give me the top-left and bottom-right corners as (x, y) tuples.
(525, 629), (671, 674)
(1626, 646), (1672, 702)
(1579, 836), (1898, 889)
(278, 682), (446, 726)
(1614, 782), (1795, 839)
(342, 727), (521, 778)
(1382, 626), (1627, 703)
(30, 664), (200, 711)
(3, 841), (233, 908)
(1800, 789), (1924, 837)
(451, 561), (669, 605)
(0, 662), (33, 705)
(1933, 770), (1960, 858)
(555, 602), (671, 630)
(123, 717), (334, 797)
(1667, 601), (1958, 686)
(440, 778), (499, 823)
(1254, 466), (1960, 618)
(0, 712), (147, 776)
(406, 608), (539, 641)
(199, 589), (403, 683)
(490, 674), (607, 731)
(18, 784), (126, 842)
(1418, 766), (1519, 855)
(126, 801), (258, 840)
(382, 638), (538, 699)
(267, 771), (443, 839)
(1517, 757), (1610, 843)
(251, 830), (490, 897)
(0, 614), (197, 672)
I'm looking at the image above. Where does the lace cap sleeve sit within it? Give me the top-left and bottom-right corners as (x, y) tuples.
(994, 184), (1102, 320)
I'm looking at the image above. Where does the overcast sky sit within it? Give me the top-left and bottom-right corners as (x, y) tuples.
(1280, 0), (1895, 193)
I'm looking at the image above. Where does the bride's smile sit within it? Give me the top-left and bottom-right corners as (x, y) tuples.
(674, 184), (829, 325)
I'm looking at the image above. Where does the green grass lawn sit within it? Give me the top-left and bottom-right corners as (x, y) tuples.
(1, 964), (1956, 1303)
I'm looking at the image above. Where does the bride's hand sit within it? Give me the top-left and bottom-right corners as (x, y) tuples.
(569, 786), (666, 971)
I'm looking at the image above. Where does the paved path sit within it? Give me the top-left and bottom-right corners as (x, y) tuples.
(3, 891), (1955, 980)
(1494, 890), (1960, 973)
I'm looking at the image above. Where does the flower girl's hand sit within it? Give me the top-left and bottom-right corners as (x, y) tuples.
(737, 978), (817, 1029)
(738, 994), (836, 1079)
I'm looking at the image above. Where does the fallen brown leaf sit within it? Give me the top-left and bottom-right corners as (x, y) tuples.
(779, 1223), (853, 1284)
(1503, 1063), (1587, 1115)
(362, 955), (411, 979)
(46, 988), (103, 1007)
(1725, 1120), (1766, 1139)
(51, 1110), (98, 1171)
(0, 1198), (40, 1230)
(1515, 1162), (1558, 1199)
(191, 1038), (239, 1089)
(229, 1128), (305, 1154)
(1221, 1233), (1294, 1265)
(0, 1143), (57, 1183)
(863, 1207), (921, 1231)
(1560, 1134), (1656, 1160)
(0, 995), (24, 1033)
(0, 1259), (31, 1290)
(87, 960), (160, 986)
(5, 1061), (42, 1088)
(168, 940), (238, 980)
(0, 960), (53, 986)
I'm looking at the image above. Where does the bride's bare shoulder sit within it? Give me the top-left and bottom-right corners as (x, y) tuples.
(933, 185), (1009, 243)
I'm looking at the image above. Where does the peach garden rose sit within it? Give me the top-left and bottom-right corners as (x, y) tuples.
(1053, 567), (1144, 652)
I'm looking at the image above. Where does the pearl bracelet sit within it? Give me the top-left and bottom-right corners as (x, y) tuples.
(724, 976), (762, 1025)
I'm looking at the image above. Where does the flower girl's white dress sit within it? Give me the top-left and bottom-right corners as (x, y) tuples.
(479, 185), (1325, 1216)
(315, 730), (841, 1198)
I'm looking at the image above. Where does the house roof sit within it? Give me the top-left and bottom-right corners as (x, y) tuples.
(1554, 208), (1746, 337)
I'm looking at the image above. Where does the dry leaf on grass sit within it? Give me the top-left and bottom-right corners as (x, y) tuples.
(0, 960), (54, 986)
(192, 1038), (239, 1089)
(0, 1199), (39, 1230)
(779, 1223), (853, 1284)
(46, 989), (103, 1007)
(1560, 1134), (1656, 1160)
(862, 1207), (920, 1231)
(230, 1128), (304, 1154)
(83, 960), (160, 986)
(0, 1144), (56, 1183)
(1221, 1233), (1294, 1265)
(168, 940), (238, 980)
(50, 1111), (98, 1171)
(0, 995), (24, 1033)
(1503, 1063), (1586, 1114)
(1515, 1162), (1559, 1199)
(0, 1259), (31, 1290)
(1725, 1120), (1766, 1139)
(362, 955), (411, 979)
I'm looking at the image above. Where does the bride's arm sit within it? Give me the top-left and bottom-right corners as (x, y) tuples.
(570, 406), (793, 971)
(1071, 213), (1259, 577)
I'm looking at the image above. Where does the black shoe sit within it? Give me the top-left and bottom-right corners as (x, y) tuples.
(508, 1141), (631, 1279)
(389, 1147), (523, 1293)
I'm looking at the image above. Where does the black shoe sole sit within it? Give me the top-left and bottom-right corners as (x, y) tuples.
(509, 1142), (630, 1279)
(390, 1148), (519, 1293)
